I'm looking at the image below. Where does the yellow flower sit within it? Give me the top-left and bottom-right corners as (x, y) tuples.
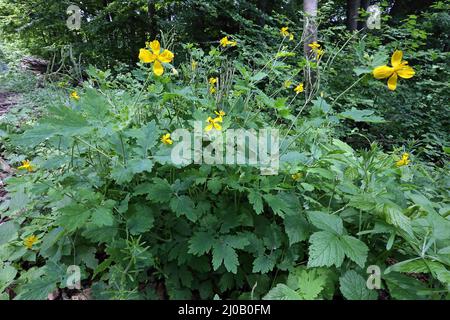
(373, 50), (415, 91)
(291, 172), (303, 181)
(209, 77), (218, 85)
(294, 83), (304, 93)
(18, 160), (34, 172)
(308, 42), (321, 50)
(219, 36), (237, 47)
(161, 133), (173, 145)
(315, 48), (324, 58)
(289, 33), (294, 41)
(139, 40), (174, 76)
(205, 116), (223, 132)
(214, 110), (226, 117)
(191, 60), (198, 71)
(280, 27), (290, 37)
(24, 235), (38, 249)
(70, 91), (80, 101)
(396, 152), (410, 167)
(209, 77), (218, 94)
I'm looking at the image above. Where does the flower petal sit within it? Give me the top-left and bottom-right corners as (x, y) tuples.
(205, 124), (213, 132)
(397, 65), (415, 79)
(387, 73), (398, 91)
(391, 50), (403, 68)
(158, 49), (174, 63)
(149, 40), (161, 55)
(153, 60), (164, 76)
(373, 65), (394, 79)
(139, 49), (156, 63)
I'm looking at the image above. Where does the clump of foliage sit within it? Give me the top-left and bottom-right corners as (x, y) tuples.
(0, 20), (449, 300)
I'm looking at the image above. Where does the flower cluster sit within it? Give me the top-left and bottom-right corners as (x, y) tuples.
(209, 77), (218, 94)
(280, 27), (294, 41)
(205, 110), (226, 132)
(308, 41), (324, 59)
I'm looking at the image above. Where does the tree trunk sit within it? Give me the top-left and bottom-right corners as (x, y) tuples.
(357, 0), (369, 30)
(303, 0), (318, 94)
(303, 0), (318, 57)
(148, 0), (157, 38)
(346, 0), (361, 31)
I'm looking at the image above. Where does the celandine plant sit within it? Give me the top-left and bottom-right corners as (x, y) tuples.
(0, 27), (449, 300)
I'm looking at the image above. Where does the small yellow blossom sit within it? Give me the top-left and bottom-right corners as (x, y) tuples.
(191, 60), (198, 71)
(289, 33), (294, 41)
(139, 40), (174, 76)
(214, 110), (226, 117)
(70, 91), (80, 101)
(205, 116), (223, 132)
(209, 77), (218, 94)
(373, 50), (415, 91)
(294, 83), (304, 94)
(280, 27), (290, 37)
(291, 172), (303, 181)
(161, 133), (173, 145)
(18, 160), (34, 172)
(308, 42), (321, 50)
(396, 152), (410, 167)
(315, 48), (324, 59)
(219, 36), (237, 47)
(24, 235), (38, 249)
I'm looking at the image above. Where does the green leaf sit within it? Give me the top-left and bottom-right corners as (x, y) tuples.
(308, 231), (345, 268)
(146, 178), (172, 203)
(339, 270), (378, 300)
(188, 232), (214, 256)
(128, 158), (154, 174)
(56, 204), (90, 232)
(0, 265), (17, 292)
(263, 284), (302, 300)
(338, 108), (384, 123)
(385, 259), (447, 274)
(0, 221), (18, 245)
(91, 207), (114, 227)
(284, 214), (309, 245)
(212, 241), (239, 274)
(126, 204), (155, 235)
(308, 211), (344, 235)
(295, 268), (326, 300)
(207, 179), (222, 195)
(252, 254), (276, 273)
(170, 195), (197, 222)
(340, 235), (369, 268)
(248, 191), (263, 215)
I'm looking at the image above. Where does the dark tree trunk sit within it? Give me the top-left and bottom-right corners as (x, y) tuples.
(346, 0), (361, 31)
(148, 0), (157, 38)
(357, 0), (370, 30)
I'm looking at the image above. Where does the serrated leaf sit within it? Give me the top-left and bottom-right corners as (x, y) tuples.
(212, 241), (239, 274)
(284, 214), (309, 245)
(56, 204), (90, 232)
(0, 265), (17, 292)
(146, 178), (172, 203)
(0, 221), (18, 245)
(252, 254), (276, 273)
(248, 191), (263, 214)
(188, 232), (214, 256)
(91, 207), (114, 227)
(263, 284), (302, 300)
(308, 211), (344, 235)
(340, 235), (369, 268)
(126, 204), (154, 235)
(170, 195), (197, 222)
(308, 231), (345, 268)
(339, 270), (378, 300)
